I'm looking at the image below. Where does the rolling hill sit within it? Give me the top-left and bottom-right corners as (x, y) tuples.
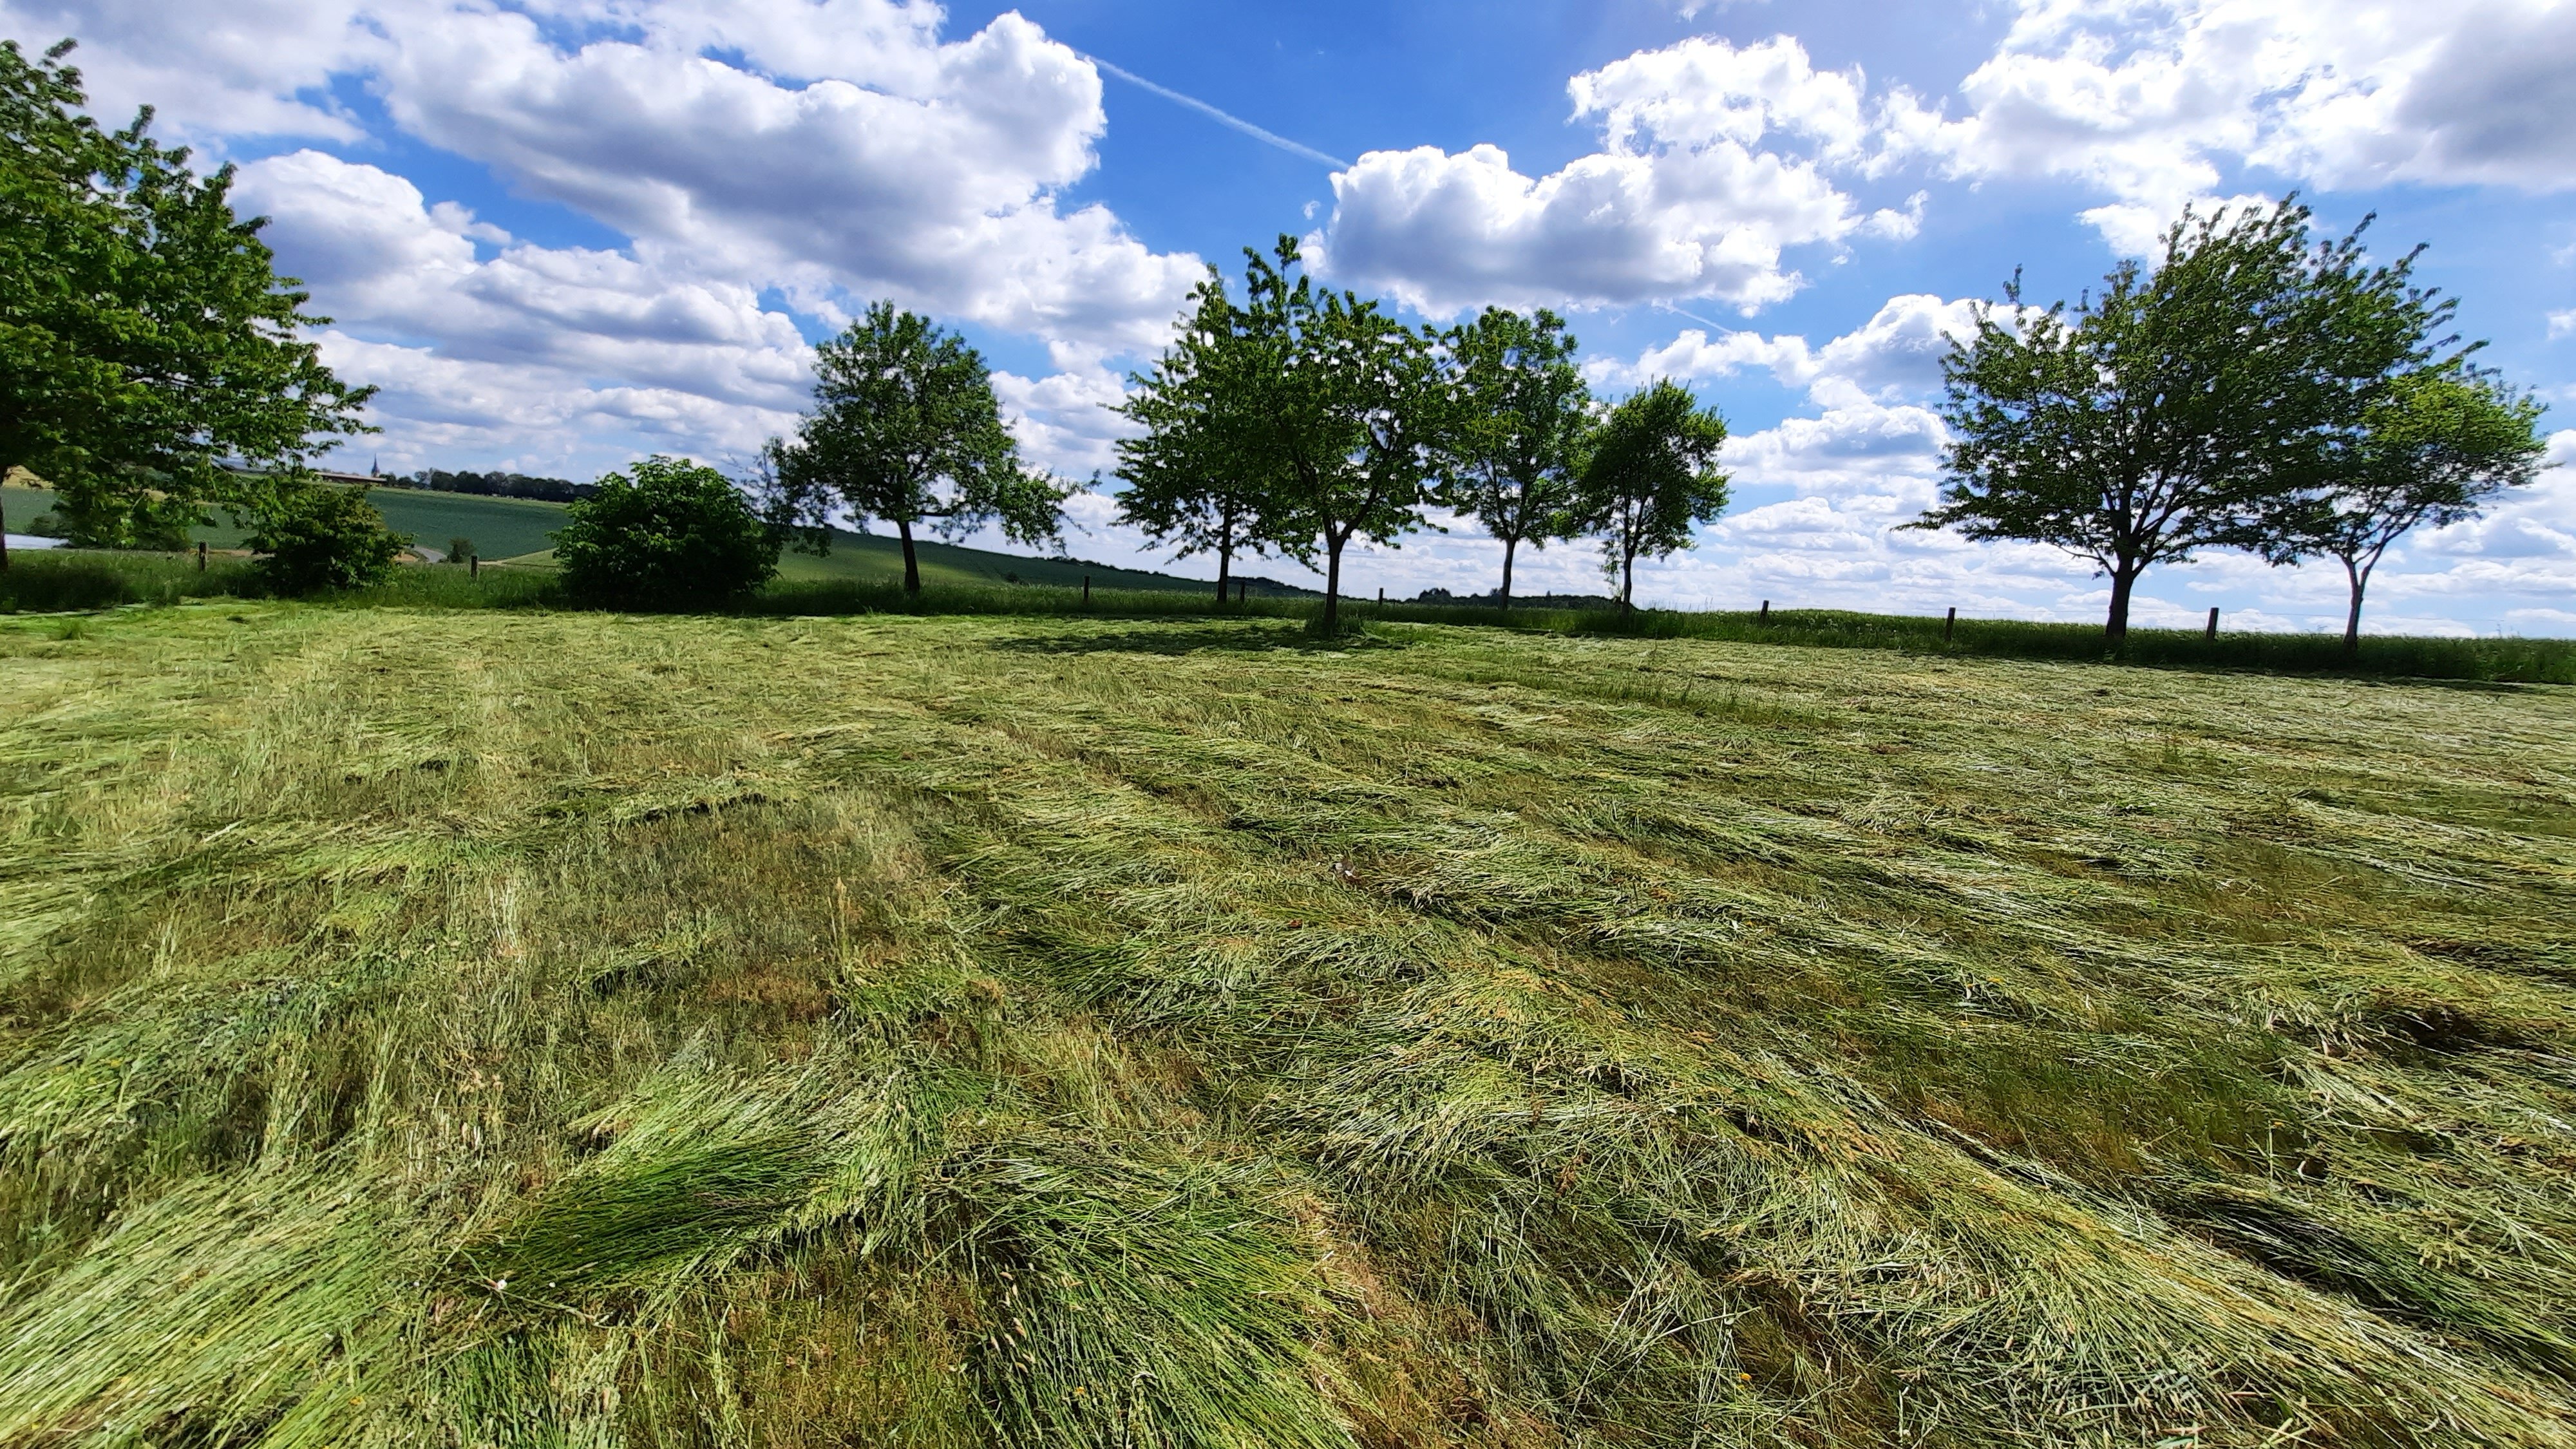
(3, 480), (1310, 596)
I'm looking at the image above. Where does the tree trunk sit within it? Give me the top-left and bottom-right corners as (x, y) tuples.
(1621, 545), (1636, 613)
(897, 519), (920, 596)
(2343, 558), (2368, 656)
(1, 486), (9, 573)
(1215, 542), (1232, 604)
(1323, 535), (1343, 632)
(1499, 535), (1517, 608)
(2104, 563), (2139, 649)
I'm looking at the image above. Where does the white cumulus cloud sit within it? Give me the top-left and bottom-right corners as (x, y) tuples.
(1899, 0), (2576, 249)
(1318, 35), (1926, 317)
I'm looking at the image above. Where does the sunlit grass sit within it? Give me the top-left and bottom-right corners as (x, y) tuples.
(2, 600), (2572, 1444)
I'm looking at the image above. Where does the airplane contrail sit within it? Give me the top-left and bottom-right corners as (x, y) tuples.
(1082, 53), (1351, 170)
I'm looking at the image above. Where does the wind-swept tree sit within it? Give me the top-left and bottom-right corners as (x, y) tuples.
(1917, 199), (2450, 646)
(1446, 307), (1588, 605)
(1575, 380), (1729, 611)
(1234, 236), (1450, 631)
(1114, 269), (1282, 601)
(0, 39), (372, 564)
(2269, 369), (2547, 652)
(764, 303), (1068, 594)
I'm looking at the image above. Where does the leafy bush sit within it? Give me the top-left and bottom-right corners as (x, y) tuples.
(445, 535), (476, 565)
(249, 484), (409, 594)
(554, 456), (779, 610)
(51, 478), (197, 550)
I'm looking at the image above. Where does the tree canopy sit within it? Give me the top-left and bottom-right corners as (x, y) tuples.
(1445, 307), (1589, 606)
(1113, 270), (1283, 600)
(0, 38), (372, 561)
(1918, 198), (2452, 645)
(2268, 368), (2547, 650)
(1575, 380), (1730, 611)
(765, 303), (1066, 594)
(1234, 236), (1451, 630)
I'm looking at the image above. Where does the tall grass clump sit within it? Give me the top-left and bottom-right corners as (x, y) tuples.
(0, 549), (261, 610)
(2, 605), (2572, 1445)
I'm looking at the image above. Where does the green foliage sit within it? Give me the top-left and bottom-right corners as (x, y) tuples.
(1920, 198), (2454, 644)
(2269, 368), (2550, 649)
(48, 473), (197, 549)
(444, 535), (476, 565)
(1113, 270), (1283, 599)
(5, 607), (2575, 1444)
(0, 39), (372, 557)
(554, 455), (780, 611)
(247, 483), (408, 594)
(1575, 378), (1730, 609)
(767, 303), (1068, 594)
(1444, 307), (1589, 604)
(1235, 236), (1452, 630)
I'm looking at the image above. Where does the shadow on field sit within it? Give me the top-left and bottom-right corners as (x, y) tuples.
(987, 621), (1401, 657)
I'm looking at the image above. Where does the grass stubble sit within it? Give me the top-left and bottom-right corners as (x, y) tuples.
(0, 603), (2571, 1446)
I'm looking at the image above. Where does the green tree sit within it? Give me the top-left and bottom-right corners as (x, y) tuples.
(554, 456), (781, 611)
(247, 482), (407, 595)
(1445, 307), (1588, 606)
(1235, 236), (1448, 631)
(765, 303), (1066, 595)
(1115, 270), (1282, 601)
(1575, 380), (1730, 612)
(2270, 370), (2548, 652)
(0, 38), (126, 566)
(0, 39), (372, 564)
(1917, 199), (2450, 646)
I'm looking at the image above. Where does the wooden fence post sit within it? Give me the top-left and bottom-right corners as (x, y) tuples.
(1083, 575), (1091, 605)
(198, 541), (207, 573)
(1759, 600), (1769, 622)
(2204, 606), (2219, 641)
(1237, 579), (1247, 604)
(470, 555), (479, 579)
(1944, 606), (1956, 643)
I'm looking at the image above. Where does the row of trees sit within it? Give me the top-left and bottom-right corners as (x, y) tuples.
(759, 214), (2541, 650)
(0, 39), (370, 561)
(386, 468), (592, 503)
(1927, 200), (2548, 649)
(1115, 238), (1730, 628)
(750, 241), (1732, 631)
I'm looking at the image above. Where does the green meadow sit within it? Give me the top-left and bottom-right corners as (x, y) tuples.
(3, 480), (1246, 593)
(3, 601), (2571, 1446)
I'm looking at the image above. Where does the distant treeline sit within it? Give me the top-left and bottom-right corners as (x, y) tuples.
(381, 470), (595, 503)
(1416, 586), (1620, 611)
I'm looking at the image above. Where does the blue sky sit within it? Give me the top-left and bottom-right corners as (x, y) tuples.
(8, 0), (2574, 632)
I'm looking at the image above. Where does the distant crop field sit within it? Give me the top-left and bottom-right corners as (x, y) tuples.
(2, 605), (2572, 1446)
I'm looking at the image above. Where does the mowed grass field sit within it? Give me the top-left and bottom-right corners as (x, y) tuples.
(3, 604), (2573, 1446)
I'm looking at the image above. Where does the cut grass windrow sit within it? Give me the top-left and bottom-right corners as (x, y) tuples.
(1, 603), (2571, 1445)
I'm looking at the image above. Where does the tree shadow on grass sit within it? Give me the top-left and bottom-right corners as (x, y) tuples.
(987, 621), (1409, 658)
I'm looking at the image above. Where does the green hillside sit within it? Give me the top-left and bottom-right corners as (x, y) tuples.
(3, 603), (2572, 1446)
(3, 480), (1286, 594)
